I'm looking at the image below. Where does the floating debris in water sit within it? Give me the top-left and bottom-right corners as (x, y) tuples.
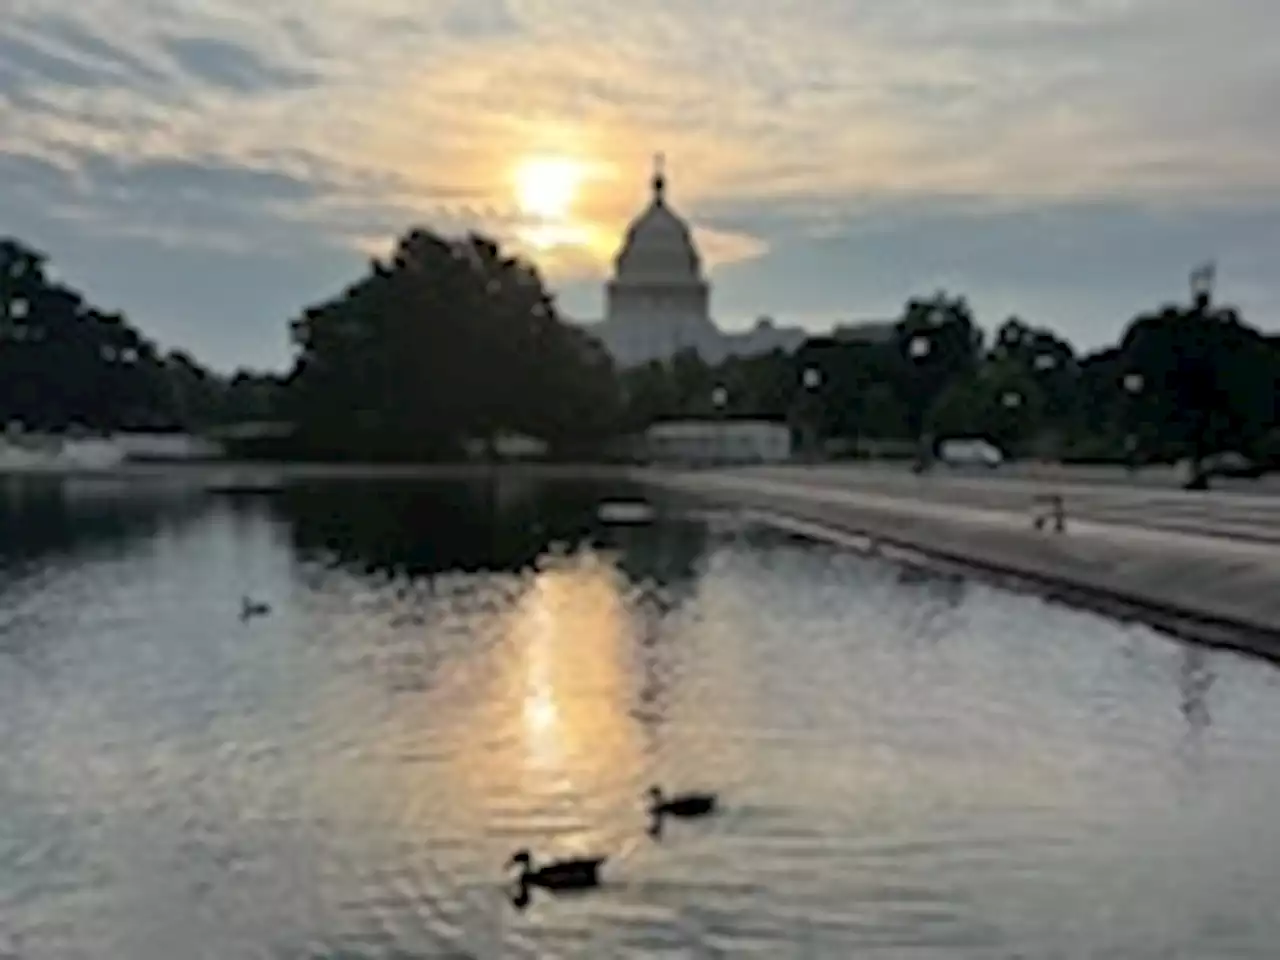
(597, 500), (656, 525)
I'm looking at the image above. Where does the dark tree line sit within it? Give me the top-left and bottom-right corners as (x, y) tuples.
(5, 229), (1279, 474)
(1, 238), (280, 433)
(624, 286), (1280, 474)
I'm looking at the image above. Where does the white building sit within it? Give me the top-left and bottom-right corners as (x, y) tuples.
(0, 434), (125, 471)
(587, 156), (806, 368)
(642, 420), (792, 465)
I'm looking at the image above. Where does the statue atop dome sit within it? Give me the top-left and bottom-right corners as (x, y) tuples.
(652, 152), (666, 203)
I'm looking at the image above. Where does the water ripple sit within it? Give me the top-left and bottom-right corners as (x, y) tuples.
(2, 480), (1280, 957)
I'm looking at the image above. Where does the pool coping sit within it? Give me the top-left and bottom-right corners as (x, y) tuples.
(638, 470), (1280, 665)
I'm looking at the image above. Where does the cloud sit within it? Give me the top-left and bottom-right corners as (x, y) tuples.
(0, 150), (354, 372)
(0, 33), (112, 90)
(0, 149), (73, 199)
(1, 0), (1279, 370)
(28, 15), (164, 84)
(78, 154), (323, 204)
(701, 197), (1280, 344)
(159, 35), (317, 92)
(0, 141), (332, 252)
(437, 0), (524, 40)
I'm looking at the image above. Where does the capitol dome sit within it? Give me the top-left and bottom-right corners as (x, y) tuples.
(612, 158), (703, 284)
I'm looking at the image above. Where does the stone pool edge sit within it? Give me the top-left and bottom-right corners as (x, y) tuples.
(635, 469), (1280, 664)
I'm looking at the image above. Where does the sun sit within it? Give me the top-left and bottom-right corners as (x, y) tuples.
(514, 156), (584, 222)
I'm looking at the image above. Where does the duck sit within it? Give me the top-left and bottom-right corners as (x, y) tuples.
(240, 596), (271, 621)
(648, 786), (717, 818)
(506, 849), (606, 891)
(647, 786), (718, 836)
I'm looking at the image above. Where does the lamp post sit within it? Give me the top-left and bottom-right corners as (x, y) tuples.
(1122, 372), (1144, 471)
(710, 385), (728, 466)
(998, 390), (1024, 459)
(801, 366), (822, 460)
(1190, 261), (1215, 311)
(908, 335), (932, 472)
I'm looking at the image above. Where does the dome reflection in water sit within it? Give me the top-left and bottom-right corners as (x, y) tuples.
(2, 476), (1280, 958)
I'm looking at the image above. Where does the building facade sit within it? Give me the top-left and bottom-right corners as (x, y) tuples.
(588, 156), (806, 368)
(642, 420), (792, 465)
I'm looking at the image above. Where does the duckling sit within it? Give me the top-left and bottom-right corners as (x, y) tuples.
(506, 849), (605, 891)
(240, 596), (271, 621)
(647, 786), (717, 837)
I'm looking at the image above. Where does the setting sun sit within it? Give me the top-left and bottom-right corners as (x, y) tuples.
(511, 155), (603, 254)
(514, 156), (585, 222)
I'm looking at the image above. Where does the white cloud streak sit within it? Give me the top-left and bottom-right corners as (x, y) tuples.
(2, 0), (1278, 364)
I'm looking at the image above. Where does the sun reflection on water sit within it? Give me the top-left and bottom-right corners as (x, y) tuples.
(507, 553), (643, 780)
(362, 549), (657, 861)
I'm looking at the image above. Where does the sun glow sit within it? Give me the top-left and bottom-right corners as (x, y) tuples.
(514, 156), (585, 222)
(512, 155), (604, 254)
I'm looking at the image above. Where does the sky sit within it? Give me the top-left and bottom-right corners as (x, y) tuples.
(2, 0), (1279, 372)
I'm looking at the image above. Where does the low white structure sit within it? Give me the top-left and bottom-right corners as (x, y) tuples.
(937, 437), (1004, 468)
(0, 435), (126, 472)
(462, 433), (550, 460)
(114, 432), (224, 461)
(642, 420), (792, 465)
(0, 431), (224, 472)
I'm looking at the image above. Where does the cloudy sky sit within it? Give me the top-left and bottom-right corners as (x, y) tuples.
(3, 0), (1278, 371)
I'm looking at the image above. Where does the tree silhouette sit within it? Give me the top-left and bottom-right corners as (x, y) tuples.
(893, 292), (984, 444)
(1, 236), (284, 434)
(286, 228), (621, 460)
(1119, 295), (1277, 481)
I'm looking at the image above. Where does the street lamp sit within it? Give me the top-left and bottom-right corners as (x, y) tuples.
(709, 385), (729, 465)
(799, 366), (822, 459)
(1122, 373), (1144, 470)
(907, 335), (932, 471)
(711, 385), (728, 412)
(1190, 261), (1215, 309)
(999, 391), (1025, 458)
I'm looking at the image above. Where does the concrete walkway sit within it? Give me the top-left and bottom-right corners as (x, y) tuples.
(640, 466), (1280, 658)
(736, 464), (1280, 544)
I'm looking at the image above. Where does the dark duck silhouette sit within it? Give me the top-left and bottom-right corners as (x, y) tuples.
(647, 786), (718, 837)
(240, 596), (271, 621)
(506, 849), (605, 907)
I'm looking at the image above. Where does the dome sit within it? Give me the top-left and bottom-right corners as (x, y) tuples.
(613, 157), (703, 284)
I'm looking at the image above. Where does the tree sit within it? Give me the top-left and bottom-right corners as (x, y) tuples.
(892, 292), (984, 443)
(926, 361), (1045, 457)
(1119, 294), (1277, 479)
(287, 228), (621, 460)
(712, 349), (795, 420)
(620, 360), (680, 428)
(0, 237), (193, 432)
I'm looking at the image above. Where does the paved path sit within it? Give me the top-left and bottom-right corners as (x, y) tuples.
(640, 465), (1280, 658)
(733, 464), (1280, 546)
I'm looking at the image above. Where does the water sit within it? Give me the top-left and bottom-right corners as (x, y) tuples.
(3, 474), (1280, 958)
